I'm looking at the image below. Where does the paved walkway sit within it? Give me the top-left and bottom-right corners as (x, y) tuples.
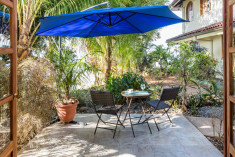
(18, 114), (223, 157)
(186, 116), (224, 137)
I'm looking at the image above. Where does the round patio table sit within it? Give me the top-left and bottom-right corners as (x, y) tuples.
(121, 91), (152, 137)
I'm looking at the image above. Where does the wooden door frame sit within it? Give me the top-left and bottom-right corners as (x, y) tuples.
(0, 0), (17, 157)
(223, 0), (228, 156)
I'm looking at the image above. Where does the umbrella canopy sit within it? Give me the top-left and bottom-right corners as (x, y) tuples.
(36, 6), (187, 38)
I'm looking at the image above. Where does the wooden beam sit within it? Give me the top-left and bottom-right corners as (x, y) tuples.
(229, 96), (235, 103)
(0, 95), (13, 107)
(10, 0), (18, 156)
(0, 141), (13, 157)
(230, 143), (235, 156)
(0, 0), (13, 8)
(223, 0), (228, 155)
(0, 48), (14, 54)
(229, 47), (235, 53)
(229, 0), (235, 6)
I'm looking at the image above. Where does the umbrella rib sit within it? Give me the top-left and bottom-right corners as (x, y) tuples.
(127, 11), (187, 22)
(83, 17), (109, 27)
(36, 14), (95, 36)
(112, 13), (136, 26)
(114, 12), (143, 33)
(112, 12), (120, 25)
(95, 13), (110, 26)
(85, 14), (105, 38)
(86, 21), (99, 38)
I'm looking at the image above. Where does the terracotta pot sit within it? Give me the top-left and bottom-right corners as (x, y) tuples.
(56, 102), (79, 123)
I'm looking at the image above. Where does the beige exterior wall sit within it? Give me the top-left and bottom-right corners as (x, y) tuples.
(198, 35), (223, 72)
(178, 32), (224, 73)
(182, 0), (223, 33)
(171, 0), (225, 75)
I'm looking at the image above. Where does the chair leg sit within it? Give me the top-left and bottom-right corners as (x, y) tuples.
(153, 118), (160, 131)
(94, 114), (102, 135)
(149, 111), (160, 131)
(164, 109), (172, 124)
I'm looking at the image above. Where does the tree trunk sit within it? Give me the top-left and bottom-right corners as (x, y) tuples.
(65, 85), (70, 100)
(105, 37), (112, 80)
(18, 33), (30, 61)
(182, 76), (188, 112)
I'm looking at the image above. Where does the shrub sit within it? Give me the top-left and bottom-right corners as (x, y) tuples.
(106, 72), (149, 103)
(17, 58), (57, 149)
(70, 85), (106, 108)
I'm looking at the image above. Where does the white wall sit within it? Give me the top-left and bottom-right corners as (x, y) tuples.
(182, 0), (223, 33)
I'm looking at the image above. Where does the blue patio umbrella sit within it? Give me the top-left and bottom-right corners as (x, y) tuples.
(35, 5), (187, 38)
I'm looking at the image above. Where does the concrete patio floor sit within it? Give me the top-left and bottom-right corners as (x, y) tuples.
(18, 113), (223, 157)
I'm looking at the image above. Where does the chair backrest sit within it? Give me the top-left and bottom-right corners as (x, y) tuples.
(159, 86), (180, 101)
(90, 91), (115, 107)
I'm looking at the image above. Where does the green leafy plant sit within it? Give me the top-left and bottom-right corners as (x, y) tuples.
(106, 72), (149, 103)
(203, 80), (223, 106)
(188, 79), (223, 115)
(47, 46), (94, 102)
(169, 41), (219, 111)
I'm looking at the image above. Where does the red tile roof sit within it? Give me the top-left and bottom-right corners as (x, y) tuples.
(166, 21), (224, 43)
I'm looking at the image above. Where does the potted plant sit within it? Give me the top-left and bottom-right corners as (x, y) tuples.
(47, 46), (92, 123)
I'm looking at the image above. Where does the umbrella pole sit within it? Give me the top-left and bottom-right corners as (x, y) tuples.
(81, 1), (110, 12)
(59, 36), (62, 59)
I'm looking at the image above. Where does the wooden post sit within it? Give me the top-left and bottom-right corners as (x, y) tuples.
(223, 0), (227, 156)
(0, 0), (18, 156)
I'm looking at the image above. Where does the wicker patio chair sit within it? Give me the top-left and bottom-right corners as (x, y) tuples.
(90, 91), (125, 138)
(145, 86), (180, 131)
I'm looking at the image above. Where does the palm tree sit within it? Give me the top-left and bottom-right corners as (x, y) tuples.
(17, 0), (105, 61)
(81, 0), (167, 81)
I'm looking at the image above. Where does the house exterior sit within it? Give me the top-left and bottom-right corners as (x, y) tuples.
(167, 0), (226, 72)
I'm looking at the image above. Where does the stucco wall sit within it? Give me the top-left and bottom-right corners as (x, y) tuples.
(197, 35), (223, 73)
(182, 0), (223, 33)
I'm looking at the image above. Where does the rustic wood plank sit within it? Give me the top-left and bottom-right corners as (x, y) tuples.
(223, 0), (228, 155)
(0, 0), (17, 156)
(230, 143), (235, 156)
(0, 0), (13, 8)
(0, 95), (13, 107)
(0, 48), (14, 54)
(229, 47), (235, 53)
(223, 13), (227, 157)
(0, 141), (13, 157)
(229, 96), (235, 103)
(229, 0), (235, 6)
(10, 0), (18, 156)
(225, 2), (233, 157)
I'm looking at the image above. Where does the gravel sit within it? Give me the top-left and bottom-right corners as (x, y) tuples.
(198, 106), (223, 119)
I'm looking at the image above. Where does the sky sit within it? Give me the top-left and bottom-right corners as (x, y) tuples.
(153, 11), (182, 47)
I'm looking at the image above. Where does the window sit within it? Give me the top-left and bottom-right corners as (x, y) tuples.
(200, 0), (211, 15)
(186, 2), (193, 21)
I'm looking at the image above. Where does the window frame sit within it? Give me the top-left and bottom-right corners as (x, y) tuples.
(186, 1), (193, 21)
(200, 0), (211, 15)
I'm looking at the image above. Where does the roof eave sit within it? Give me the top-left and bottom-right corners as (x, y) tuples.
(166, 27), (223, 43)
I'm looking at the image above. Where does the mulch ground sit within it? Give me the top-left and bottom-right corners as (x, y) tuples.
(206, 136), (224, 154)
